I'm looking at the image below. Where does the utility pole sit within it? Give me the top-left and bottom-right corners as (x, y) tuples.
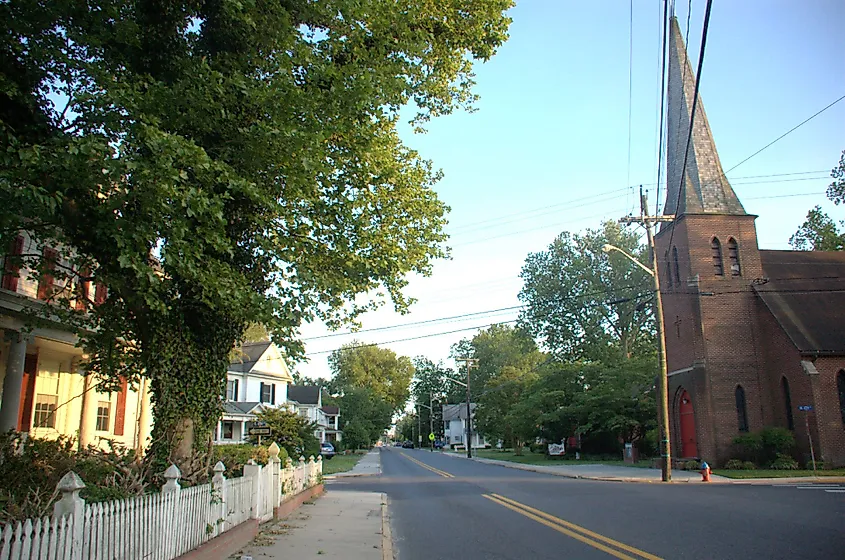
(620, 188), (674, 482)
(455, 357), (479, 459)
(416, 406), (421, 449)
(430, 393), (434, 452)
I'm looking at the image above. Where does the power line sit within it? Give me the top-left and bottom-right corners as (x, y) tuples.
(724, 93), (845, 175)
(655, 0), (670, 216)
(625, 0), (634, 215)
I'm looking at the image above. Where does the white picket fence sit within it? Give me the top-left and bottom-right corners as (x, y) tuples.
(0, 443), (322, 560)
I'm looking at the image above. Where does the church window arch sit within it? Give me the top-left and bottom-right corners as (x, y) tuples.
(672, 246), (681, 286)
(838, 370), (845, 427)
(727, 238), (741, 276)
(665, 251), (673, 289)
(711, 237), (724, 276)
(781, 377), (794, 431)
(735, 385), (749, 432)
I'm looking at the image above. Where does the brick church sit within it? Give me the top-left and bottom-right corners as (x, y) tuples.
(655, 18), (845, 468)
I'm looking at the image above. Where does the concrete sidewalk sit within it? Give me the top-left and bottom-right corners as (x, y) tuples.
(232, 490), (390, 560)
(443, 452), (729, 483)
(329, 448), (381, 479)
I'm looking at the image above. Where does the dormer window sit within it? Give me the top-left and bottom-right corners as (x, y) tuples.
(711, 237), (723, 276)
(727, 238), (741, 276)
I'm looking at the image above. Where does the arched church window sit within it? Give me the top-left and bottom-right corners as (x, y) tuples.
(781, 377), (794, 431)
(838, 370), (845, 426)
(728, 238), (741, 276)
(672, 246), (681, 285)
(735, 385), (749, 432)
(711, 238), (723, 276)
(665, 251), (673, 289)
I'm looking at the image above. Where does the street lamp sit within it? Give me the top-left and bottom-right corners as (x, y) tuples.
(417, 394), (436, 452)
(602, 242), (671, 482)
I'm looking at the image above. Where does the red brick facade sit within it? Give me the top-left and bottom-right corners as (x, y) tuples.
(655, 214), (845, 467)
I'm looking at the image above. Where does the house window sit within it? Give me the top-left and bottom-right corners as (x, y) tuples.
(96, 401), (111, 432)
(727, 238), (741, 276)
(33, 395), (57, 428)
(226, 379), (239, 401)
(75, 269), (91, 311)
(781, 377), (794, 431)
(260, 382), (275, 404)
(222, 421), (234, 440)
(672, 246), (681, 285)
(735, 386), (748, 433)
(837, 370), (845, 426)
(2, 235), (24, 292)
(711, 238), (723, 276)
(37, 247), (59, 300)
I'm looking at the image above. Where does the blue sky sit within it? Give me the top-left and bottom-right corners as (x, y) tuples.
(296, 0), (845, 380)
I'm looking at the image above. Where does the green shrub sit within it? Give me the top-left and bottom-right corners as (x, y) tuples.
(529, 442), (545, 454)
(759, 428), (795, 463)
(732, 432), (762, 463)
(724, 459), (745, 470)
(212, 444), (272, 478)
(684, 460), (701, 471)
(742, 461), (756, 470)
(769, 453), (799, 470)
(0, 433), (147, 523)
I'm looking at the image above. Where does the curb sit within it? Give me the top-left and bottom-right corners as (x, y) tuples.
(444, 453), (730, 484)
(381, 493), (394, 560)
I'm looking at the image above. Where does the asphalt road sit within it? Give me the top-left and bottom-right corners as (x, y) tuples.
(329, 447), (845, 560)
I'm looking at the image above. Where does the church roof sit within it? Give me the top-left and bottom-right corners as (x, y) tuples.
(756, 250), (845, 354)
(663, 17), (746, 219)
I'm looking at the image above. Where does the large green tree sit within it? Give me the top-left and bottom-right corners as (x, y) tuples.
(789, 206), (844, 251)
(410, 357), (455, 439)
(328, 342), (413, 412)
(0, 0), (512, 473)
(336, 387), (393, 450)
(518, 221), (654, 362)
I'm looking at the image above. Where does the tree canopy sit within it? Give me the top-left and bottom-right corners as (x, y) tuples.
(0, 0), (512, 471)
(518, 221), (654, 362)
(789, 206), (844, 251)
(328, 342), (413, 412)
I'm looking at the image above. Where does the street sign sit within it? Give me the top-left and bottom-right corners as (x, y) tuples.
(253, 421), (268, 427)
(248, 427), (271, 436)
(429, 433), (435, 441)
(798, 405), (813, 411)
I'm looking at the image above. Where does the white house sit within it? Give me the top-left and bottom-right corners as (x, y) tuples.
(287, 385), (341, 444)
(442, 403), (489, 450)
(214, 341), (293, 444)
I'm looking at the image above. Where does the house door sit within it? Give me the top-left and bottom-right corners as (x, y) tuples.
(17, 354), (38, 432)
(678, 390), (698, 458)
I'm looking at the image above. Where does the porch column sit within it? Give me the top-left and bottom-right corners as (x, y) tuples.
(0, 332), (27, 432)
(135, 378), (152, 455)
(78, 372), (98, 449)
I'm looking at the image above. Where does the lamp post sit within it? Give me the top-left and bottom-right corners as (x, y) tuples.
(417, 395), (435, 451)
(602, 240), (671, 483)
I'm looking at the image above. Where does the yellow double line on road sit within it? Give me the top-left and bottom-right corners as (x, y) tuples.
(483, 494), (662, 560)
(399, 452), (455, 478)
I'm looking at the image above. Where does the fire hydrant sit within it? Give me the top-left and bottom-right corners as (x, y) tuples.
(700, 461), (711, 482)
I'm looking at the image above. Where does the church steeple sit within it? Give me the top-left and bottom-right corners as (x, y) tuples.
(664, 17), (745, 216)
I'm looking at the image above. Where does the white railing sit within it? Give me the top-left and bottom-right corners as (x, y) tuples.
(0, 443), (322, 560)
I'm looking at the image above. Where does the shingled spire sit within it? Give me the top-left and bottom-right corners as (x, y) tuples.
(664, 17), (745, 216)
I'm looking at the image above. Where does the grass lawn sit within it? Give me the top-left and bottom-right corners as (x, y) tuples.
(321, 452), (365, 475)
(713, 469), (845, 479)
(471, 449), (652, 468)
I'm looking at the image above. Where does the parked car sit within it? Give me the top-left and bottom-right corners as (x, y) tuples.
(393, 441), (403, 447)
(320, 442), (336, 460)
(433, 439), (444, 450)
(401, 440), (415, 449)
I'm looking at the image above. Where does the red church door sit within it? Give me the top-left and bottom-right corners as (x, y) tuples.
(678, 390), (698, 458)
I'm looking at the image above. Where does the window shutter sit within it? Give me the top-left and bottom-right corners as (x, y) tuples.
(94, 283), (107, 305)
(2, 236), (24, 292)
(260, 382), (265, 402)
(113, 376), (128, 436)
(271, 384), (276, 405)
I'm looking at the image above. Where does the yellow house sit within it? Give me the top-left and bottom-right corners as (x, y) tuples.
(0, 232), (153, 452)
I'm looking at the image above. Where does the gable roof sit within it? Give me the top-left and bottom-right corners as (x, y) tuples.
(223, 401), (263, 415)
(321, 406), (339, 415)
(442, 403), (477, 422)
(229, 341), (272, 373)
(756, 250), (845, 354)
(287, 385), (321, 405)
